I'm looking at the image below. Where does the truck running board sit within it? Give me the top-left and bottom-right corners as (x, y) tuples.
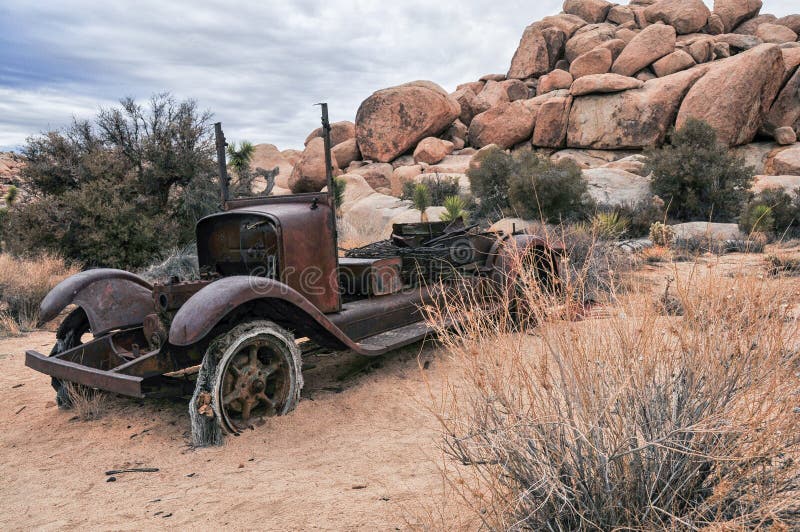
(354, 321), (437, 354)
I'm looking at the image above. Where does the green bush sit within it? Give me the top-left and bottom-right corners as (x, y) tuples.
(508, 152), (594, 223)
(739, 188), (800, 236)
(615, 196), (667, 237)
(466, 147), (515, 218)
(7, 94), (219, 269)
(645, 118), (754, 222)
(439, 195), (469, 223)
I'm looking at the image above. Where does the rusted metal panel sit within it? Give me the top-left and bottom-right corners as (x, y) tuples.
(338, 257), (403, 297)
(197, 193), (340, 313)
(25, 350), (144, 397)
(38, 269), (152, 329)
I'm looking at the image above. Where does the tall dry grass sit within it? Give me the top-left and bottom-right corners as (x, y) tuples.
(425, 242), (800, 530)
(0, 253), (80, 334)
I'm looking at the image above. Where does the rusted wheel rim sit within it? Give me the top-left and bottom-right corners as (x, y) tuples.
(218, 338), (291, 433)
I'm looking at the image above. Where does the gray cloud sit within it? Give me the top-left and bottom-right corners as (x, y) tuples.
(0, 0), (796, 150)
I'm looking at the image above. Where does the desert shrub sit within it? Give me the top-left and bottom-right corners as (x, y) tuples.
(7, 93), (219, 269)
(401, 174), (461, 206)
(558, 223), (632, 300)
(0, 253), (80, 333)
(63, 382), (107, 420)
(427, 267), (800, 530)
(646, 118), (754, 222)
(466, 147), (514, 218)
(739, 188), (800, 237)
(615, 195), (666, 237)
(765, 253), (800, 275)
(139, 244), (199, 283)
(649, 221), (675, 247)
(412, 183), (432, 222)
(509, 152), (594, 223)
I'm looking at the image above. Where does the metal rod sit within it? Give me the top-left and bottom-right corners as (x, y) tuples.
(214, 122), (230, 208)
(316, 103), (340, 310)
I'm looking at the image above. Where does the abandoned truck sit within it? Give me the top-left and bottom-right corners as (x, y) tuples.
(25, 105), (562, 444)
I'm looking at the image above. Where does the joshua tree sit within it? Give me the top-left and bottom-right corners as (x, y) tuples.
(412, 183), (431, 223)
(440, 195), (469, 223)
(226, 141), (255, 177)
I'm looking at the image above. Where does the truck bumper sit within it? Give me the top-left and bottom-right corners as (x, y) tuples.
(25, 350), (144, 398)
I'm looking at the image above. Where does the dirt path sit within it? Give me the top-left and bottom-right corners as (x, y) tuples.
(0, 333), (448, 530)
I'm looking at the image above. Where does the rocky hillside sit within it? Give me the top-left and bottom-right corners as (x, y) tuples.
(262, 0), (800, 235)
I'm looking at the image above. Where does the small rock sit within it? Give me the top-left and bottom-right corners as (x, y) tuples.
(570, 47), (613, 79)
(774, 127), (797, 145)
(107, 476), (117, 482)
(537, 69), (574, 95)
(651, 49), (696, 77)
(413, 137), (454, 165)
(563, 0), (613, 24)
(570, 73), (644, 95)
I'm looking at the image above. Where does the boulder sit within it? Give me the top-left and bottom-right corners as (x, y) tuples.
(676, 44), (785, 146)
(568, 66), (708, 149)
(712, 0), (763, 33)
(451, 87), (481, 126)
(250, 143), (295, 189)
(598, 38), (627, 60)
(443, 120), (468, 150)
(427, 154), (474, 174)
(457, 81), (485, 94)
(644, 0), (711, 34)
(338, 174), (445, 239)
(475, 80), (529, 114)
(480, 74), (507, 82)
(612, 23), (677, 77)
(714, 33), (763, 51)
(551, 148), (638, 168)
(570, 47), (613, 78)
(350, 162), (394, 190)
(607, 5), (636, 25)
(602, 154), (649, 176)
(390, 165), (423, 196)
(756, 23), (798, 44)
(771, 145), (800, 175)
(413, 137), (454, 165)
(752, 175), (800, 194)
(355, 81), (460, 163)
(304, 121), (355, 147)
(288, 137), (341, 193)
(713, 42), (731, 58)
(733, 13), (776, 34)
(565, 23), (618, 62)
(532, 95), (572, 148)
(468, 100), (537, 149)
(635, 68), (658, 81)
(781, 47), (800, 78)
(540, 14), (588, 37)
(763, 67), (800, 135)
(508, 23), (566, 79)
(391, 154), (416, 168)
(687, 37), (716, 63)
(537, 69), (574, 95)
(652, 49), (696, 76)
(705, 13), (726, 34)
(616, 28), (639, 44)
(563, 0), (613, 24)
(570, 73), (644, 95)
(670, 222), (745, 241)
(731, 142), (781, 174)
(331, 138), (361, 168)
(775, 14), (800, 34)
(582, 168), (652, 206)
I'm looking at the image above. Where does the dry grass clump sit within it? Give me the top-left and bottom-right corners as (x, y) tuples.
(0, 253), (80, 334)
(139, 244), (199, 283)
(63, 383), (108, 421)
(766, 254), (800, 276)
(426, 249), (800, 530)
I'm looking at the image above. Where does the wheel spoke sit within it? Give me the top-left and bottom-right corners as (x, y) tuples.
(256, 392), (276, 410)
(248, 345), (258, 366)
(240, 398), (253, 421)
(223, 389), (241, 406)
(263, 360), (281, 376)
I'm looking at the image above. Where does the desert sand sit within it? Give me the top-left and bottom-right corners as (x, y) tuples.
(0, 333), (448, 530)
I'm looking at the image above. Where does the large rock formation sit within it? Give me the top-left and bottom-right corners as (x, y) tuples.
(355, 81), (460, 163)
(676, 44), (785, 145)
(567, 66), (707, 149)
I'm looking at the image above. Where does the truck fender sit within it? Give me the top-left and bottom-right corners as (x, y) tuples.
(168, 276), (354, 349)
(38, 269), (153, 336)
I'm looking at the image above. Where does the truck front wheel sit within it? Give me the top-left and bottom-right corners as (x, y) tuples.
(189, 320), (303, 446)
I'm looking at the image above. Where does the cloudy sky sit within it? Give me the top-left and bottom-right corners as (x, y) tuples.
(0, 1), (796, 151)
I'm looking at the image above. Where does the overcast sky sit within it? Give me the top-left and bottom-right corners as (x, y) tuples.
(0, 1), (796, 151)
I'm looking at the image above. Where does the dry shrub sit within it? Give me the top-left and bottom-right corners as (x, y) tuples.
(337, 217), (388, 253)
(425, 249), (800, 530)
(0, 253), (80, 334)
(63, 382), (107, 421)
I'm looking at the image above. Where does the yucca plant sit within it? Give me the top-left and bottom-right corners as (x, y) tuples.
(412, 183), (431, 222)
(226, 140), (255, 176)
(591, 210), (629, 239)
(439, 195), (469, 223)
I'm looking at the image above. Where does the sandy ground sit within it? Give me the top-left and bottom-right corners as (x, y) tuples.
(0, 334), (450, 530)
(2, 247), (797, 530)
